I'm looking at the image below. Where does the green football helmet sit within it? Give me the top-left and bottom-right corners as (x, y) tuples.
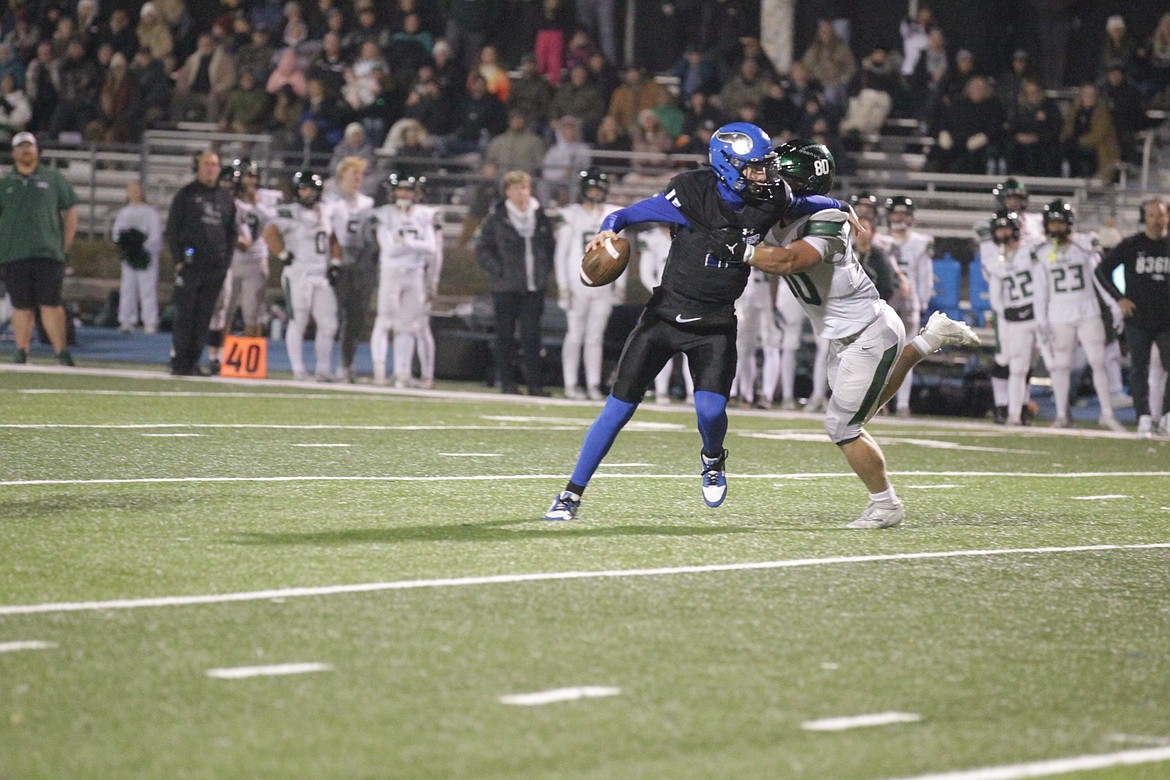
(773, 138), (835, 196)
(992, 178), (1029, 206)
(1042, 199), (1074, 236)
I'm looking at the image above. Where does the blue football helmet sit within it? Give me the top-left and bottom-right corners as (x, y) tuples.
(708, 122), (784, 203)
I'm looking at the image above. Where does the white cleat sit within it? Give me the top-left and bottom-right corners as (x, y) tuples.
(847, 499), (905, 529)
(1110, 391), (1134, 409)
(1099, 416), (1126, 433)
(1137, 414), (1153, 439)
(1050, 417), (1070, 429)
(1158, 413), (1170, 438)
(918, 311), (981, 352)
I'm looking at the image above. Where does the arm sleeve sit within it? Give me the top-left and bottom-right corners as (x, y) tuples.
(787, 194), (845, 217)
(1095, 242), (1126, 301)
(554, 220), (572, 292)
(600, 194), (689, 233)
(164, 189), (185, 260)
(1033, 260), (1050, 328)
(475, 217), (500, 276)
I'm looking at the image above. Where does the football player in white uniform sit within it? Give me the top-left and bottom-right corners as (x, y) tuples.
(1034, 200), (1125, 431)
(206, 161), (281, 370)
(993, 178), (1045, 242)
(262, 171), (342, 381)
(774, 278), (829, 411)
(365, 172), (441, 387)
(637, 222), (692, 404)
(324, 156), (375, 382)
(980, 209), (1048, 425)
(555, 168), (625, 400)
(873, 195), (935, 417)
(734, 267), (782, 408)
(712, 139), (980, 529)
(412, 179), (444, 390)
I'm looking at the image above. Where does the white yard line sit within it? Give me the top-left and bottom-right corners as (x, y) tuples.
(802, 712), (922, 731)
(879, 745), (1170, 780)
(1, 471), (1168, 488)
(1071, 495), (1129, 500)
(0, 640), (57, 653)
(499, 686), (621, 706)
(205, 662), (333, 679)
(141, 433), (206, 437)
(1, 543), (1166, 616)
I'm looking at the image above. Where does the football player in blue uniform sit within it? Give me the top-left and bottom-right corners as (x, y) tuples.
(544, 123), (852, 521)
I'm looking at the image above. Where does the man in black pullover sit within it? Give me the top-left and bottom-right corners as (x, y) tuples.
(1096, 197), (1170, 437)
(165, 150), (237, 376)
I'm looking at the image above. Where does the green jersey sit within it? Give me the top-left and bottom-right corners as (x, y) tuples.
(0, 164), (79, 264)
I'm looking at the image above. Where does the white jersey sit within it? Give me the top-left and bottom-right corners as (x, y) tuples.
(1034, 236), (1111, 325)
(873, 228), (933, 313)
(269, 202), (334, 278)
(111, 202), (163, 260)
(555, 201), (624, 298)
(366, 203), (440, 272)
(978, 238), (1047, 323)
(768, 209), (883, 340)
(637, 225), (671, 291)
(325, 191), (374, 257)
(233, 198), (272, 269)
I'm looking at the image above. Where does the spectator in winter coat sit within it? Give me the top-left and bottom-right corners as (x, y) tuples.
(475, 169), (556, 396)
(928, 76), (1005, 174)
(1060, 82), (1121, 181)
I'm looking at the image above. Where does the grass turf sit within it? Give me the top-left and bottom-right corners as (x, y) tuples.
(1, 369), (1168, 779)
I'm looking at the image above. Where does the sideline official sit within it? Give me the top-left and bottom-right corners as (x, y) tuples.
(165, 149), (236, 376)
(0, 131), (79, 365)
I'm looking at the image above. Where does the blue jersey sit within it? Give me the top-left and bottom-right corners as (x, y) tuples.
(601, 168), (844, 328)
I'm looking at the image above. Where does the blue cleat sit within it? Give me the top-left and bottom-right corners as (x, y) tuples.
(700, 449), (728, 507)
(544, 491), (581, 521)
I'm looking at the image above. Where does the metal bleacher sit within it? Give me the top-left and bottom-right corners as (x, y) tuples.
(33, 111), (1168, 246)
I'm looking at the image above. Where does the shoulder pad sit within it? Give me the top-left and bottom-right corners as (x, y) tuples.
(805, 209), (847, 238)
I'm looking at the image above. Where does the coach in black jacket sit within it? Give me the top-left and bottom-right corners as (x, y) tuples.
(165, 150), (237, 376)
(475, 170), (556, 395)
(1096, 196), (1170, 435)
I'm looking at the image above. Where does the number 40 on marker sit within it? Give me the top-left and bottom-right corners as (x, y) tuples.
(219, 335), (267, 379)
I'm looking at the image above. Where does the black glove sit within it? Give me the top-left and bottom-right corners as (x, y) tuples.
(327, 261), (342, 286)
(707, 228), (751, 265)
(277, 249), (294, 266)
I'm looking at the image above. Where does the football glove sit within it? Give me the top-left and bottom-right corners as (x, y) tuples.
(327, 261), (342, 286)
(277, 249), (294, 266)
(706, 228), (754, 265)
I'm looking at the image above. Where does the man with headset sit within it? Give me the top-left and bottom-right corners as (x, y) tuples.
(165, 149), (237, 376)
(1096, 197), (1170, 438)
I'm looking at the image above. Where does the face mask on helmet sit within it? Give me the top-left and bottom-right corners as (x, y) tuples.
(380, 173), (424, 207)
(579, 168), (609, 203)
(708, 123), (785, 204)
(1042, 200), (1074, 238)
(774, 139), (835, 196)
(849, 192), (878, 219)
(990, 210), (1021, 245)
(292, 172), (323, 207)
(993, 179), (1029, 209)
(885, 196), (914, 230)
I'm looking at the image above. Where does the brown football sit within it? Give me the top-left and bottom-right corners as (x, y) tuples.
(580, 236), (631, 287)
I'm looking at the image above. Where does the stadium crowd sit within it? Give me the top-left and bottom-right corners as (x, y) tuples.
(0, 2), (1166, 179)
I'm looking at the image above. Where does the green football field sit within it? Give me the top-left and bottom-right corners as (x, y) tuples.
(2, 367), (1169, 780)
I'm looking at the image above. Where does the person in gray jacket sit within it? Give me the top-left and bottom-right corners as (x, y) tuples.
(475, 170), (555, 395)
